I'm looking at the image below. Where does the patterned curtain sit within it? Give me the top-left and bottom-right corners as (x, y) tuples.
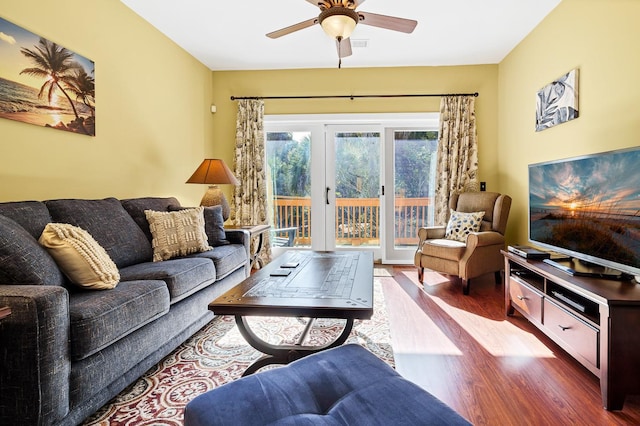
(232, 99), (271, 267)
(433, 95), (479, 225)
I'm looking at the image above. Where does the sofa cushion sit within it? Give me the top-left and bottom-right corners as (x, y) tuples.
(121, 197), (182, 242)
(39, 223), (120, 290)
(0, 200), (52, 239)
(68, 280), (170, 360)
(119, 257), (215, 304)
(0, 214), (65, 286)
(45, 198), (153, 268)
(145, 207), (212, 262)
(189, 244), (248, 280)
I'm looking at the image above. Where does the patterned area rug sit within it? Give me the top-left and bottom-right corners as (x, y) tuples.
(83, 280), (393, 425)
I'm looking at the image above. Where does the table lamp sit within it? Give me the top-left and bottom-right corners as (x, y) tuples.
(186, 159), (239, 220)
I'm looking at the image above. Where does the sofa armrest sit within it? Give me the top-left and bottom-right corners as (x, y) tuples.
(225, 229), (248, 246)
(224, 229), (251, 277)
(0, 285), (71, 425)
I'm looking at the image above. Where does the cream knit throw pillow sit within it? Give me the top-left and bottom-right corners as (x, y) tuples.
(145, 207), (212, 262)
(39, 223), (120, 290)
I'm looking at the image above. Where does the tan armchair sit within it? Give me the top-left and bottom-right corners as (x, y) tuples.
(414, 192), (512, 295)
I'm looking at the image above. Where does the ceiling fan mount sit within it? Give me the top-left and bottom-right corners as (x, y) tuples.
(266, 0), (418, 67)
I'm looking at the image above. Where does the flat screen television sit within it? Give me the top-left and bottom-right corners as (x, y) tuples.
(528, 146), (640, 281)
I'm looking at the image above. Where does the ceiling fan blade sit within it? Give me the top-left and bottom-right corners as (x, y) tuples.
(357, 11), (417, 33)
(336, 37), (352, 58)
(266, 17), (319, 38)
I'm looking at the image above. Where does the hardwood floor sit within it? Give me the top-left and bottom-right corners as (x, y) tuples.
(381, 266), (640, 426)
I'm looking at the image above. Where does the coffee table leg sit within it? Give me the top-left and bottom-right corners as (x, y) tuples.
(235, 316), (355, 376)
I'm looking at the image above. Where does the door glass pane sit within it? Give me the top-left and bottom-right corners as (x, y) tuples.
(393, 130), (438, 248)
(265, 132), (311, 248)
(334, 132), (380, 248)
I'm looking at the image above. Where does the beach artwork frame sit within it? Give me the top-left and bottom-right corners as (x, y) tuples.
(535, 68), (579, 132)
(0, 16), (95, 136)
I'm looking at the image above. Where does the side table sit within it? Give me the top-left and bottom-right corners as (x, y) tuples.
(0, 306), (11, 320)
(225, 224), (271, 269)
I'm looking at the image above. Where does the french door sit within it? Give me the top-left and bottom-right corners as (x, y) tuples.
(325, 125), (382, 258)
(265, 113), (438, 263)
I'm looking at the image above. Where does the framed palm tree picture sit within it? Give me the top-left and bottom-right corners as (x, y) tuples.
(0, 16), (95, 136)
(535, 68), (579, 132)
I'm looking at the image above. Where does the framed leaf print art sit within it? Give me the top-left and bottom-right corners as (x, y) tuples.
(535, 68), (579, 132)
(0, 16), (95, 136)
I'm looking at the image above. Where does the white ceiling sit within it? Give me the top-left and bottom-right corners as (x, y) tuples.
(120, 0), (561, 71)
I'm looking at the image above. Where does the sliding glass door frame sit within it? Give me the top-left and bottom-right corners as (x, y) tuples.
(265, 113), (438, 263)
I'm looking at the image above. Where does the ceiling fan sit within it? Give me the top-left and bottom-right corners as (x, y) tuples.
(266, 0), (418, 67)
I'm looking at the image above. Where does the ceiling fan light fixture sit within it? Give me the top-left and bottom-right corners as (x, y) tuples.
(319, 7), (358, 40)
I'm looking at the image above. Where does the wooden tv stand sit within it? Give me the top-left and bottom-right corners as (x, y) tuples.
(503, 251), (640, 410)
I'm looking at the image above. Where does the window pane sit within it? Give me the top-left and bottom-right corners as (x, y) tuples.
(394, 130), (438, 247)
(265, 132), (311, 247)
(334, 132), (380, 248)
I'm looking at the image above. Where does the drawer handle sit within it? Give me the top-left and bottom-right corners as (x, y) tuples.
(558, 325), (571, 331)
(516, 295), (527, 301)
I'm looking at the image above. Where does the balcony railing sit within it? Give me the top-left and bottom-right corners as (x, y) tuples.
(271, 196), (431, 247)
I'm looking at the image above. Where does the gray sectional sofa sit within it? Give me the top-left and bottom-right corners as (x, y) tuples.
(0, 196), (250, 426)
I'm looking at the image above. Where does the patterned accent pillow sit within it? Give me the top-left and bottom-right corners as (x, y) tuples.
(168, 205), (229, 246)
(39, 223), (120, 289)
(145, 207), (212, 262)
(444, 210), (485, 242)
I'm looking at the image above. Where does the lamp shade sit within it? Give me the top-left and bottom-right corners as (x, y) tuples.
(319, 7), (359, 40)
(186, 159), (239, 186)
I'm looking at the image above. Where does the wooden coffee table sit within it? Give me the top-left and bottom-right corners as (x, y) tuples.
(209, 250), (373, 375)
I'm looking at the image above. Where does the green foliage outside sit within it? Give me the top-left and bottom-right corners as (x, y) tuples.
(266, 130), (437, 199)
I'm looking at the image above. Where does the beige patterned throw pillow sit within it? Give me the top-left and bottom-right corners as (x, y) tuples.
(444, 210), (485, 242)
(39, 223), (120, 290)
(145, 207), (212, 262)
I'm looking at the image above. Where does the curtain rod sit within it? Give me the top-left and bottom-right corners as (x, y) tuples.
(230, 92), (478, 101)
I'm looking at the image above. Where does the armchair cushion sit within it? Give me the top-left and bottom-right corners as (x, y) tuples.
(420, 239), (466, 261)
(444, 210), (485, 242)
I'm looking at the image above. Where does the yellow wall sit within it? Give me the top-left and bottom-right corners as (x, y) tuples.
(498, 0), (640, 244)
(0, 0), (213, 205)
(211, 65), (499, 197)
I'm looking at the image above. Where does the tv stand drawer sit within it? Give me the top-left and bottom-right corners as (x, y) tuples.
(543, 299), (599, 370)
(509, 276), (543, 323)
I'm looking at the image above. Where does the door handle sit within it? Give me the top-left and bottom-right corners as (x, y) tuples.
(326, 187), (330, 205)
